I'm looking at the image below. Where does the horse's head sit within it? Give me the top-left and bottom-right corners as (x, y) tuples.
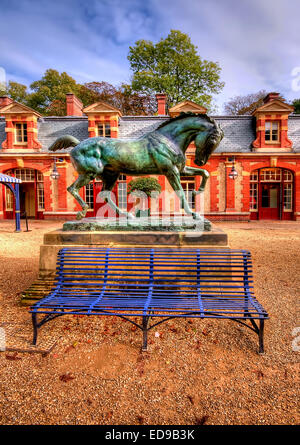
(194, 117), (224, 166)
(156, 112), (223, 163)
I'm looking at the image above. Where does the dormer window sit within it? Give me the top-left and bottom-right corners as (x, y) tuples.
(252, 93), (293, 151)
(83, 101), (122, 139)
(15, 123), (28, 144)
(97, 123), (111, 138)
(0, 101), (42, 150)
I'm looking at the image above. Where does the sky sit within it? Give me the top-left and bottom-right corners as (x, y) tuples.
(0, 0), (300, 113)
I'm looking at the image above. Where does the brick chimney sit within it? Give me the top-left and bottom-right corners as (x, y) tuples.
(263, 92), (280, 104)
(0, 96), (13, 109)
(66, 93), (83, 116)
(156, 93), (167, 115)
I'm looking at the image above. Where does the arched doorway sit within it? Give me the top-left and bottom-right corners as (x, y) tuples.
(250, 167), (294, 220)
(4, 168), (44, 219)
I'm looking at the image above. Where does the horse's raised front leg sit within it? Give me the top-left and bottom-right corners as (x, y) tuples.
(166, 168), (200, 220)
(67, 173), (95, 220)
(181, 166), (210, 193)
(100, 171), (134, 219)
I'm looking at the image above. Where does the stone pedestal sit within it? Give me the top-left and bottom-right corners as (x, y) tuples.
(62, 216), (212, 232)
(39, 225), (229, 278)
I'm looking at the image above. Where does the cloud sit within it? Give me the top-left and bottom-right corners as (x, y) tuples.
(151, 0), (300, 109)
(0, 0), (299, 111)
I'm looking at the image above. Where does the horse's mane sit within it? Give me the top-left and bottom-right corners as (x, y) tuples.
(156, 112), (215, 130)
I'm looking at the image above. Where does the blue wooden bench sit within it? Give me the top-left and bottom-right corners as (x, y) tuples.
(30, 247), (268, 353)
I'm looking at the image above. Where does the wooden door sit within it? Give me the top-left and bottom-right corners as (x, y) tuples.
(259, 184), (280, 219)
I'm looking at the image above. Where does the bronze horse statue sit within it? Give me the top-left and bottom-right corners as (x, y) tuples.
(49, 113), (223, 220)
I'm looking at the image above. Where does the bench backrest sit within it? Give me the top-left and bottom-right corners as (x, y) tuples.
(54, 247), (253, 299)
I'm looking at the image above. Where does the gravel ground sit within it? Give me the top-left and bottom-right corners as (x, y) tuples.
(0, 219), (299, 425)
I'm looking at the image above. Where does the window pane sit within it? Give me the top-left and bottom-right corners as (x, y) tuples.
(118, 181), (127, 210)
(261, 186), (269, 207)
(105, 124), (111, 138)
(15, 123), (27, 143)
(284, 170), (293, 182)
(23, 124), (27, 142)
(269, 186), (278, 208)
(250, 183), (258, 210)
(37, 182), (45, 210)
(284, 183), (292, 210)
(250, 171), (258, 182)
(85, 183), (94, 209)
(5, 187), (13, 210)
(98, 125), (104, 137)
(12, 169), (35, 181)
(271, 122), (279, 141)
(260, 168), (281, 182)
(16, 123), (22, 142)
(181, 178), (195, 210)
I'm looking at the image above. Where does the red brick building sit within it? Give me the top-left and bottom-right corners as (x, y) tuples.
(0, 92), (299, 222)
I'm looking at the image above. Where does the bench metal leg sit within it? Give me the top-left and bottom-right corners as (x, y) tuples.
(142, 316), (149, 352)
(259, 319), (265, 354)
(32, 313), (38, 345)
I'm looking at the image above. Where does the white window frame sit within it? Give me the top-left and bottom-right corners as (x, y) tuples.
(97, 123), (111, 138)
(118, 175), (127, 210)
(265, 121), (280, 144)
(85, 183), (94, 209)
(14, 123), (28, 144)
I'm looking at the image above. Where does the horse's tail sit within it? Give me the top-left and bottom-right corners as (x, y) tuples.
(48, 135), (80, 152)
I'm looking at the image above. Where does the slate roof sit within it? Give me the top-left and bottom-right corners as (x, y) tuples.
(0, 114), (300, 154)
(213, 116), (255, 153)
(119, 116), (256, 153)
(38, 117), (89, 153)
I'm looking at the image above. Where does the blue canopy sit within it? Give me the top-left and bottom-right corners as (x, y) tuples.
(0, 173), (22, 184)
(0, 173), (22, 231)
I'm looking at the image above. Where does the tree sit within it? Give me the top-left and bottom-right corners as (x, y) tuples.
(292, 99), (300, 114)
(2, 69), (156, 116)
(128, 30), (224, 110)
(78, 81), (156, 115)
(224, 90), (285, 115)
(26, 69), (80, 115)
(128, 177), (161, 197)
(0, 81), (28, 103)
(78, 81), (118, 108)
(116, 84), (156, 116)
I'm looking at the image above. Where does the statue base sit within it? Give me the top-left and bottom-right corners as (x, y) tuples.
(39, 223), (228, 279)
(63, 216), (212, 232)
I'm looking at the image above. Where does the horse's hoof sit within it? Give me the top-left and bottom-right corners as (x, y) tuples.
(193, 190), (202, 196)
(192, 213), (201, 220)
(127, 213), (135, 220)
(76, 212), (84, 220)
